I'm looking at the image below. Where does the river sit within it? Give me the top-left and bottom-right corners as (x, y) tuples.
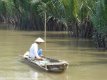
(0, 30), (107, 80)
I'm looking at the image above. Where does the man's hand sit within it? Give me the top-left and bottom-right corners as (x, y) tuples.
(35, 57), (43, 60)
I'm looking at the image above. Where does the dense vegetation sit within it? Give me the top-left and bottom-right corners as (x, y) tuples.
(0, 0), (107, 49)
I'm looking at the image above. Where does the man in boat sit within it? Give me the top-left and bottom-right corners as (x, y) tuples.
(29, 37), (45, 60)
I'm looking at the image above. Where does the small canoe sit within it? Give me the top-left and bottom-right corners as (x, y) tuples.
(23, 51), (69, 73)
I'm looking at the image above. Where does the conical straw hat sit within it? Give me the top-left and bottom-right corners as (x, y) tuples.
(35, 37), (45, 42)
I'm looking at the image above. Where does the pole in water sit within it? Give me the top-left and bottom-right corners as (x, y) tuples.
(44, 12), (46, 50)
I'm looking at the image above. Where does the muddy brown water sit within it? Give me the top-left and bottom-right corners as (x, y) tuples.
(0, 30), (107, 80)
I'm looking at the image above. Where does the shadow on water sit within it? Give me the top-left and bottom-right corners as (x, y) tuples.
(90, 53), (107, 58)
(54, 39), (95, 48)
(21, 31), (96, 50)
(21, 32), (44, 38)
(70, 60), (107, 67)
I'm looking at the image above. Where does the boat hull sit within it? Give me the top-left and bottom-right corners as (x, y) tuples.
(23, 51), (68, 73)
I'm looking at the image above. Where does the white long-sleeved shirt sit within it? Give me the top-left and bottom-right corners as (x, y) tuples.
(29, 43), (41, 59)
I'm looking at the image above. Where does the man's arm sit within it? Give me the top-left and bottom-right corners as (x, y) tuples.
(34, 44), (42, 59)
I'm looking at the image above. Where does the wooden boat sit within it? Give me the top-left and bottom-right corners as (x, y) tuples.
(23, 51), (68, 72)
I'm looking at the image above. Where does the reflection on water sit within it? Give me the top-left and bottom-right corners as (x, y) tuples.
(0, 30), (107, 80)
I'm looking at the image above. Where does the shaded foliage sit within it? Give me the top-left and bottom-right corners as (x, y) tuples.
(0, 0), (107, 48)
